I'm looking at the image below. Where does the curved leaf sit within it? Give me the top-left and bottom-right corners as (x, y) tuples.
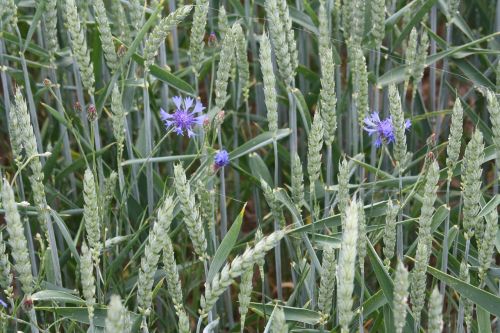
(229, 129), (291, 160)
(207, 204), (246, 282)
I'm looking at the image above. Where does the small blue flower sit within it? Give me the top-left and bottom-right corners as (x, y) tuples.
(160, 96), (205, 137)
(214, 150), (230, 169)
(364, 112), (411, 148)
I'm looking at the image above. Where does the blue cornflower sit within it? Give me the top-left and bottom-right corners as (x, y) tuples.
(364, 112), (411, 148)
(214, 150), (230, 169)
(0, 298), (7, 309)
(160, 96), (205, 137)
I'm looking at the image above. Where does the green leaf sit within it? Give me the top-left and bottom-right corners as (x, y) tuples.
(477, 306), (493, 333)
(385, 1), (415, 27)
(32, 290), (85, 305)
(290, 201), (388, 234)
(249, 303), (320, 325)
(406, 205), (449, 257)
(360, 289), (387, 318)
(121, 154), (198, 167)
(378, 31), (500, 87)
(454, 58), (495, 90)
(274, 188), (321, 271)
(56, 145), (111, 182)
(207, 204), (246, 282)
(37, 307), (140, 328)
(248, 153), (274, 187)
(1, 31), (49, 58)
(367, 241), (416, 332)
(393, 0), (438, 48)
(479, 195), (500, 218)
(41, 102), (69, 127)
(229, 129), (291, 160)
(131, 54), (195, 95)
(23, 0), (48, 52)
(49, 210), (80, 265)
(291, 88), (311, 136)
(413, 259), (500, 317)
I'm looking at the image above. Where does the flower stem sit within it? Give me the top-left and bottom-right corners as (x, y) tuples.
(440, 178), (452, 296)
(143, 76), (154, 216)
(324, 144), (333, 217)
(396, 167), (403, 260)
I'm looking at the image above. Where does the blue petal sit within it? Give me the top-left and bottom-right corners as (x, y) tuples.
(0, 299), (7, 308)
(172, 96), (182, 109)
(370, 112), (381, 123)
(193, 100), (205, 113)
(184, 97), (194, 110)
(160, 108), (170, 121)
(405, 119), (412, 130)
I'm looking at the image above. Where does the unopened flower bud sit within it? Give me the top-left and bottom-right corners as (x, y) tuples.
(87, 104), (97, 122)
(207, 32), (218, 48)
(215, 110), (225, 126)
(203, 117), (211, 130)
(22, 296), (33, 312)
(74, 101), (82, 112)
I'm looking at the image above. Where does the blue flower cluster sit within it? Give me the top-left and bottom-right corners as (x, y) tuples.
(214, 150), (229, 169)
(364, 112), (411, 147)
(160, 96), (205, 137)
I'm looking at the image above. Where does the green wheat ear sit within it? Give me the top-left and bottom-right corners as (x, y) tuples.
(410, 160), (439, 328)
(173, 164), (208, 259)
(93, 0), (119, 72)
(383, 199), (398, 266)
(462, 129), (484, 239)
(0, 233), (13, 301)
(271, 307), (288, 333)
(446, 98), (464, 181)
(80, 242), (96, 329)
(143, 5), (193, 70)
(265, 0), (295, 84)
(260, 32), (278, 134)
(393, 261), (409, 333)
(337, 199), (359, 332)
(215, 24), (236, 111)
(137, 195), (175, 316)
(238, 246), (254, 331)
(83, 168), (101, 264)
(189, 0), (209, 76)
(105, 295), (131, 333)
(318, 245), (336, 320)
(291, 153), (305, 212)
(233, 24), (250, 103)
(428, 287), (443, 333)
(200, 230), (285, 316)
(65, 0), (95, 96)
(370, 0), (386, 49)
(388, 84), (410, 170)
(43, 0), (58, 61)
(318, 1), (337, 147)
(2, 180), (33, 297)
(307, 112), (324, 195)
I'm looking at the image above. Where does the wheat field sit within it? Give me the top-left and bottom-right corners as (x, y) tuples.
(0, 0), (500, 332)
